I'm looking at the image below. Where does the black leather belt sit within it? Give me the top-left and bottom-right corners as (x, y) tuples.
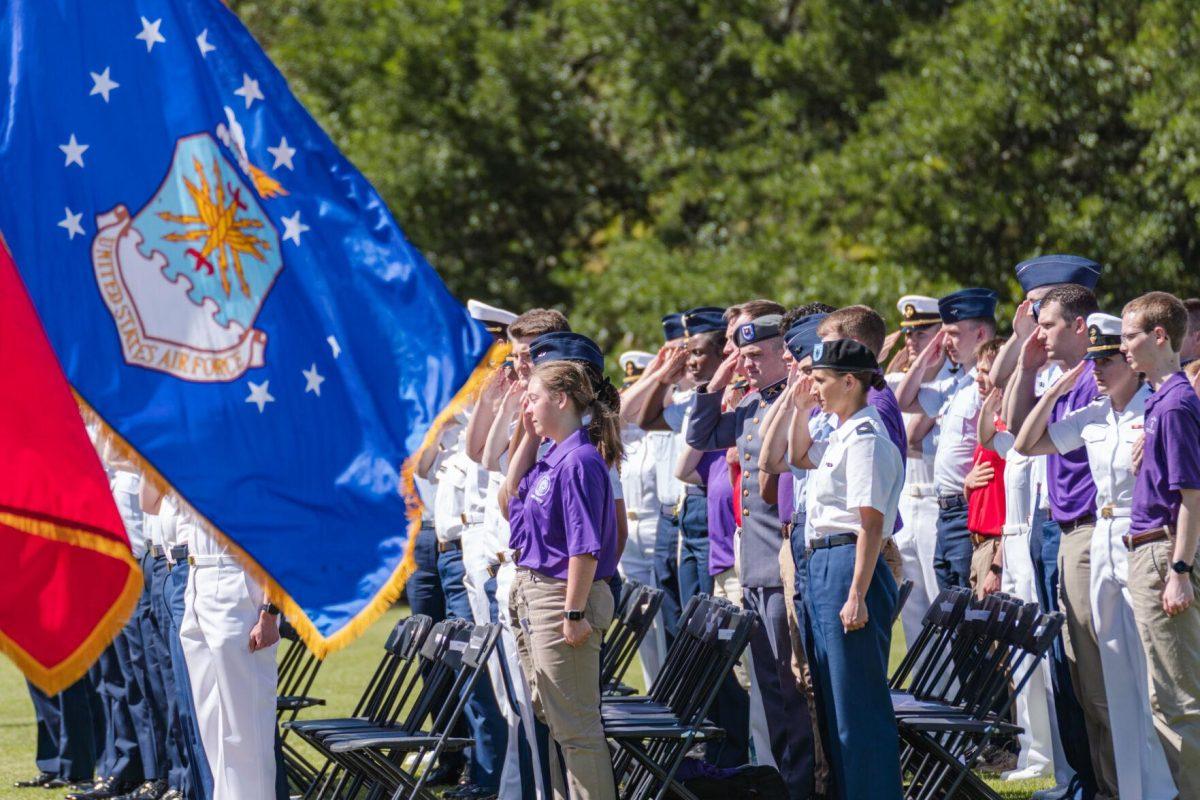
(437, 540), (463, 553)
(1059, 513), (1097, 532)
(937, 494), (967, 511)
(151, 545), (166, 559)
(808, 533), (858, 552)
(169, 545), (189, 563)
(685, 485), (706, 498)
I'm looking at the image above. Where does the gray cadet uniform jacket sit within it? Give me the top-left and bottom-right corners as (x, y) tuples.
(686, 379), (786, 589)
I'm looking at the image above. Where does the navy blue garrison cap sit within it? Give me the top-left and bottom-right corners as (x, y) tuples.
(682, 306), (726, 337)
(662, 312), (686, 341)
(811, 339), (879, 373)
(530, 331), (605, 372)
(734, 314), (783, 347)
(938, 289), (999, 324)
(1015, 254), (1102, 293)
(784, 313), (828, 361)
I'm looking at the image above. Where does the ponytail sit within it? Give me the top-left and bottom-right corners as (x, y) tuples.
(847, 369), (885, 395)
(531, 361), (626, 468)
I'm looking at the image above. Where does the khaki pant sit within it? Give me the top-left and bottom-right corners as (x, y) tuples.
(1128, 538), (1200, 800)
(1058, 524), (1119, 799)
(968, 537), (1000, 601)
(882, 537), (904, 586)
(712, 567), (751, 691)
(510, 569), (616, 800)
(778, 539), (829, 795)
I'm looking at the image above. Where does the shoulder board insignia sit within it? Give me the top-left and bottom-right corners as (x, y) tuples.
(855, 422), (874, 435)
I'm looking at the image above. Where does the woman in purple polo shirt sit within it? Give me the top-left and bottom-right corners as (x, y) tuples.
(505, 359), (623, 800)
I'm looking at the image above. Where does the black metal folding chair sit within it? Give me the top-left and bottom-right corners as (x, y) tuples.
(896, 593), (1063, 800)
(602, 581), (664, 696)
(893, 578), (915, 624)
(286, 614), (434, 799)
(276, 619), (327, 792)
(604, 595), (757, 800)
(323, 621), (503, 800)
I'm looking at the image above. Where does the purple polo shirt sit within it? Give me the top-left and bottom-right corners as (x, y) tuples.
(1132, 372), (1200, 534)
(777, 472), (794, 525)
(511, 428), (619, 580)
(705, 456), (736, 576)
(1048, 361), (1099, 523)
(868, 384), (908, 532)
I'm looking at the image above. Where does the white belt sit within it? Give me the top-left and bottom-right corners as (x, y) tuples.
(1098, 505), (1132, 520)
(906, 483), (937, 499)
(460, 512), (486, 526)
(1002, 524), (1031, 537)
(188, 554), (240, 567)
(625, 508), (659, 521)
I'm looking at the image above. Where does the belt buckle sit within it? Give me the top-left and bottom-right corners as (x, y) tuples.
(1101, 505), (1114, 520)
(187, 555), (196, 566)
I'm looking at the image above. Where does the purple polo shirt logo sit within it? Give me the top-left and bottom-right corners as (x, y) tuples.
(532, 474), (552, 502)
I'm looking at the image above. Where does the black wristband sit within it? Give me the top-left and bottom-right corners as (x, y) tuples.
(260, 602), (280, 616)
(564, 609), (585, 621)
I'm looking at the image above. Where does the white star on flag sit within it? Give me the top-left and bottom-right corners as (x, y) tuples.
(58, 208), (84, 240)
(303, 363), (326, 396)
(281, 210), (310, 246)
(234, 73), (264, 109)
(245, 380), (275, 413)
(135, 16), (166, 52)
(89, 67), (119, 102)
(327, 336), (342, 359)
(196, 29), (216, 58)
(59, 134), (89, 168)
(267, 137), (296, 170)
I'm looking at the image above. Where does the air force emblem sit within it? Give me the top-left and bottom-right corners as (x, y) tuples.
(91, 131), (282, 382)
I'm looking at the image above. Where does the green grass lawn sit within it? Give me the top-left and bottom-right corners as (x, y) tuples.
(0, 608), (1051, 799)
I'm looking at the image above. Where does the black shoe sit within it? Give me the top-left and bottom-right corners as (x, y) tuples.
(159, 790), (184, 800)
(113, 779), (167, 800)
(67, 777), (137, 800)
(43, 777), (72, 788)
(421, 763), (463, 787)
(13, 771), (56, 787)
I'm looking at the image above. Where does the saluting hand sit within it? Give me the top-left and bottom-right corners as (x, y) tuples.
(840, 591), (868, 633)
(708, 350), (741, 393)
(1019, 330), (1048, 372)
(879, 329), (903, 364)
(563, 617), (593, 647)
(1049, 360), (1087, 397)
(1013, 299), (1037, 341)
(790, 373), (817, 412)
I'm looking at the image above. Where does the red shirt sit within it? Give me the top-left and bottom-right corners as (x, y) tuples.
(966, 430), (1006, 537)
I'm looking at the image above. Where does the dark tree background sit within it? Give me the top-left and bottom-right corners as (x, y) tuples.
(232, 0), (1200, 353)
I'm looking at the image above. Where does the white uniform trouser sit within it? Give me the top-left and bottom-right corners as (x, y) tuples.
(1090, 514), (1176, 800)
(1001, 525), (1070, 784)
(895, 481), (940, 649)
(732, 530), (775, 769)
(618, 514), (666, 687)
(181, 556), (277, 800)
(464, 551), (547, 800)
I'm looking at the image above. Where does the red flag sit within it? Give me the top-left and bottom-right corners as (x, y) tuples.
(0, 237), (139, 694)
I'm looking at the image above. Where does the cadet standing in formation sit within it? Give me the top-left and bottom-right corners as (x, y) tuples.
(23, 262), (1200, 800)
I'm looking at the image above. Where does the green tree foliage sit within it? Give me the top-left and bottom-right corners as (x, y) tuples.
(232, 0), (1199, 354)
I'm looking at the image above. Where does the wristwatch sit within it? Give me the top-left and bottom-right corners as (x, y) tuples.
(1171, 560), (1194, 575)
(564, 609), (585, 621)
(259, 602), (281, 615)
(988, 564), (1003, 576)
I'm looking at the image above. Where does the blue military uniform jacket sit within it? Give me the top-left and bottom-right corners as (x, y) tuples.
(686, 379), (786, 588)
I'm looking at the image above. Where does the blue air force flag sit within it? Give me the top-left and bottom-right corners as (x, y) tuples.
(0, 0), (493, 652)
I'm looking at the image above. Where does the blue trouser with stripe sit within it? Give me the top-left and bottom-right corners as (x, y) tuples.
(805, 544), (902, 800)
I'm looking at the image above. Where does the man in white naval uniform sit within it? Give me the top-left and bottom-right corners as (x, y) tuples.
(885, 295), (952, 649)
(179, 505), (280, 800)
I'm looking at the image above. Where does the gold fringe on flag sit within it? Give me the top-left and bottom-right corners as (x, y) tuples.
(75, 339), (509, 660)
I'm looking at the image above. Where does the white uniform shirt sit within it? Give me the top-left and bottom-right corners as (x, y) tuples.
(620, 426), (660, 520)
(1047, 386), (1149, 513)
(922, 368), (981, 496)
(658, 388), (695, 507)
(889, 361), (960, 486)
(111, 470), (146, 556)
(433, 449), (472, 543)
(992, 430), (1035, 531)
(805, 406), (904, 546)
(186, 511), (226, 557)
(792, 409), (838, 520)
